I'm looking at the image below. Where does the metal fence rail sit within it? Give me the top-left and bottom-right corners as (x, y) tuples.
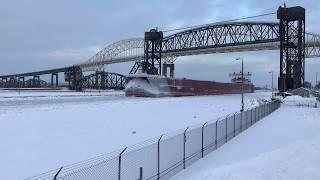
(25, 101), (280, 180)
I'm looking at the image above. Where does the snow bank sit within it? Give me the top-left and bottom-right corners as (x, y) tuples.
(175, 135), (320, 180)
(0, 90), (272, 179)
(172, 101), (320, 180)
(282, 95), (318, 107)
(0, 89), (124, 101)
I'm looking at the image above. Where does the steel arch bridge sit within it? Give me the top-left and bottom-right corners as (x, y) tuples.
(80, 38), (144, 71)
(1, 6), (320, 91)
(78, 22), (320, 71)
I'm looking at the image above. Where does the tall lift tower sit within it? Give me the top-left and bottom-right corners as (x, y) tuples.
(143, 29), (163, 75)
(277, 5), (305, 92)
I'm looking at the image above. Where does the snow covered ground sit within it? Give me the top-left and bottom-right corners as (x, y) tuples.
(0, 90), (271, 179)
(172, 96), (320, 180)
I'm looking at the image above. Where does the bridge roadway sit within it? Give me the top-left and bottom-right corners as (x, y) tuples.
(79, 22), (320, 70)
(0, 40), (319, 79)
(79, 40), (320, 70)
(1, 22), (320, 80)
(0, 67), (69, 79)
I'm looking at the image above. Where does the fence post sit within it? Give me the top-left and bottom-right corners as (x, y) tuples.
(240, 111), (243, 132)
(255, 107), (257, 123)
(245, 110), (248, 129)
(273, 102), (275, 111)
(215, 119), (219, 149)
(157, 135), (163, 180)
(138, 167), (143, 180)
(183, 127), (189, 169)
(201, 122), (207, 158)
(53, 167), (63, 180)
(273, 102), (275, 110)
(118, 147), (127, 180)
(225, 115), (229, 143)
(260, 106), (262, 120)
(250, 108), (253, 126)
(233, 113), (236, 137)
(265, 104), (268, 116)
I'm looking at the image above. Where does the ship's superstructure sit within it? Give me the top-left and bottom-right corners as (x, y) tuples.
(229, 71), (252, 84)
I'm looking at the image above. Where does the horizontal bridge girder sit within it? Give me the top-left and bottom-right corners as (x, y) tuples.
(78, 22), (320, 69)
(1, 22), (320, 80)
(82, 72), (126, 90)
(162, 22), (280, 53)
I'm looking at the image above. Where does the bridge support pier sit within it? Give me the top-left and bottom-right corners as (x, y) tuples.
(3, 78), (8, 88)
(33, 75), (40, 88)
(19, 77), (25, 88)
(65, 66), (83, 91)
(0, 78), (4, 88)
(162, 63), (175, 78)
(277, 6), (305, 92)
(51, 73), (58, 87)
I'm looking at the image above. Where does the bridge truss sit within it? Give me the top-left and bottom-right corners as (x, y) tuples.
(78, 24), (320, 70)
(80, 38), (144, 71)
(1, 6), (320, 91)
(82, 72), (126, 90)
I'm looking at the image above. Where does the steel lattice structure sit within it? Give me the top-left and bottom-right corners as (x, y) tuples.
(277, 6), (305, 91)
(82, 72), (126, 90)
(305, 33), (320, 58)
(80, 38), (144, 71)
(2, 10), (320, 90)
(162, 22), (280, 56)
(77, 23), (320, 72)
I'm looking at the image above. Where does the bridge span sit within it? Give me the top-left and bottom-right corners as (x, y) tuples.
(1, 6), (319, 91)
(79, 30), (320, 70)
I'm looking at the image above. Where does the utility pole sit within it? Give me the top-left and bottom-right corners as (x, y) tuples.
(236, 58), (244, 112)
(316, 72), (318, 87)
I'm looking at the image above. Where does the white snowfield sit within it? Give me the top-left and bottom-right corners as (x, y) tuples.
(0, 90), (270, 180)
(172, 96), (320, 180)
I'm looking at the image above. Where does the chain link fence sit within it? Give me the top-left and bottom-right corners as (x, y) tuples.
(25, 101), (280, 180)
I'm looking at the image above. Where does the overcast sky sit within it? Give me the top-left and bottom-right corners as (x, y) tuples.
(0, 0), (319, 87)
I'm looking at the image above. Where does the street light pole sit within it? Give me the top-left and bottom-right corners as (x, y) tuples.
(269, 71), (274, 99)
(316, 72), (318, 87)
(236, 58), (244, 112)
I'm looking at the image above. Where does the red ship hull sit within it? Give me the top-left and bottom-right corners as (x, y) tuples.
(125, 75), (254, 97)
